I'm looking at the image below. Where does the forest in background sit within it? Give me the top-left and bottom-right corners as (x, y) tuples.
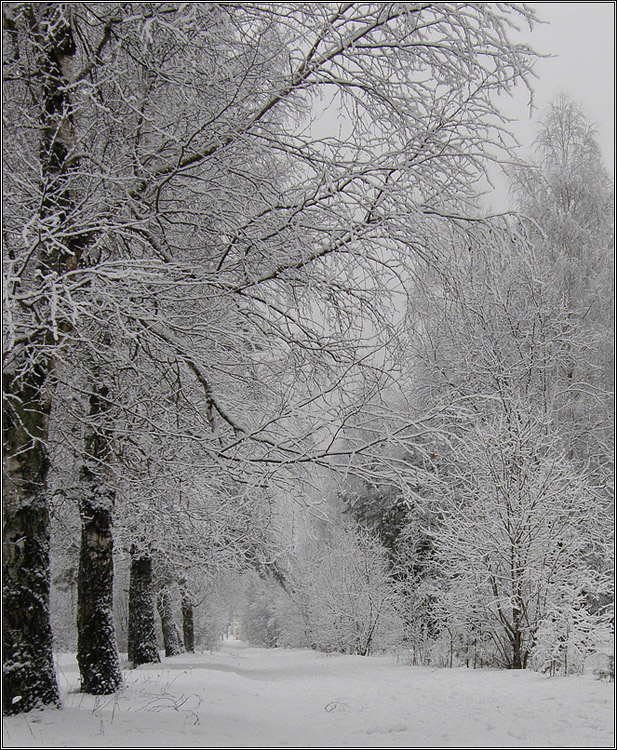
(2, 2), (613, 716)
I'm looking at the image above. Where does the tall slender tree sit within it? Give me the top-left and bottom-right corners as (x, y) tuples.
(511, 96), (614, 479)
(3, 2), (82, 713)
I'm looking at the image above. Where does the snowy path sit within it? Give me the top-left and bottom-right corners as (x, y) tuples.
(2, 640), (614, 748)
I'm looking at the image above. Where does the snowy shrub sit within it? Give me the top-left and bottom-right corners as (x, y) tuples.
(281, 525), (405, 655)
(434, 411), (607, 670)
(532, 596), (614, 676)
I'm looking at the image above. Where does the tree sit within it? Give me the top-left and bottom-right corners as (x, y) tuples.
(3, 2), (538, 708)
(510, 95), (614, 484)
(340, 471), (441, 654)
(508, 98), (614, 667)
(434, 409), (606, 670)
(180, 585), (196, 653)
(400, 186), (612, 667)
(75, 383), (122, 693)
(3, 2), (80, 713)
(156, 584), (183, 658)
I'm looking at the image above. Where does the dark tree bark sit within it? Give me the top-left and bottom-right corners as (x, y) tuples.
(76, 388), (122, 694)
(76, 497), (122, 692)
(157, 586), (183, 657)
(2, 2), (83, 715)
(128, 552), (160, 666)
(510, 629), (529, 670)
(2, 366), (60, 715)
(181, 592), (195, 653)
(510, 597), (530, 670)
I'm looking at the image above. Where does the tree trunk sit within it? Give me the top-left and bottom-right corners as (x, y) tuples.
(510, 618), (528, 670)
(76, 497), (122, 693)
(128, 552), (160, 666)
(2, 368), (60, 714)
(76, 386), (122, 693)
(181, 593), (195, 653)
(157, 586), (183, 657)
(2, 1), (83, 716)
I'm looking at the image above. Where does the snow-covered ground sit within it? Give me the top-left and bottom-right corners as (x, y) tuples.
(3, 640), (614, 748)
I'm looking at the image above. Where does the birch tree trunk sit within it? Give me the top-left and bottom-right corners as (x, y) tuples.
(2, 2), (82, 714)
(2, 366), (59, 714)
(76, 386), (122, 693)
(128, 551), (160, 667)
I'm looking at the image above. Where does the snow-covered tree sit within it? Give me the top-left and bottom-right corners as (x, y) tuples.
(400, 149), (613, 668)
(434, 409), (608, 670)
(271, 523), (404, 655)
(510, 95), (614, 492)
(3, 1), (538, 709)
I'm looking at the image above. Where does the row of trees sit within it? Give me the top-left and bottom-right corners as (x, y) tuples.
(239, 99), (614, 674)
(129, 122), (615, 669)
(3, 1), (542, 714)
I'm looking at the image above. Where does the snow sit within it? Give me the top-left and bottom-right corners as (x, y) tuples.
(2, 640), (614, 748)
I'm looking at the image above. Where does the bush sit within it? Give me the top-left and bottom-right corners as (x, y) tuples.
(281, 525), (405, 655)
